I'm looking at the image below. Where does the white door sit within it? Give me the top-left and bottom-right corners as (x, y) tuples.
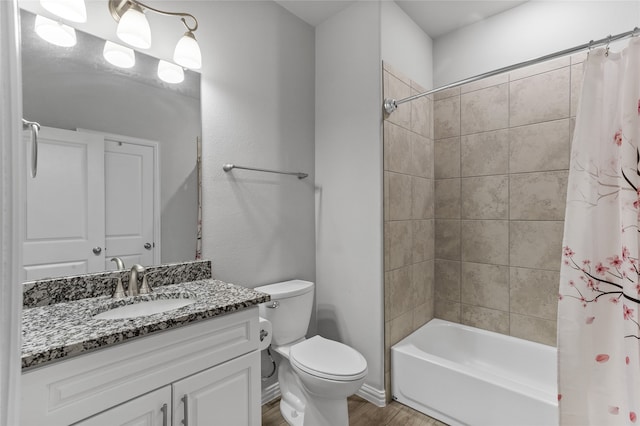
(22, 126), (105, 281)
(74, 386), (171, 426)
(173, 352), (261, 426)
(104, 139), (156, 269)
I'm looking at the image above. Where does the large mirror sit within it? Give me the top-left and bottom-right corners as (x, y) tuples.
(19, 7), (202, 282)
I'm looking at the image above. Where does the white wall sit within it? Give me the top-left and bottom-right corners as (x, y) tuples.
(433, 1), (640, 87)
(315, 1), (385, 403)
(381, 1), (433, 89)
(196, 1), (316, 288)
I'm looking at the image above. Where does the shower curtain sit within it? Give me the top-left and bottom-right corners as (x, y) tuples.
(558, 38), (640, 425)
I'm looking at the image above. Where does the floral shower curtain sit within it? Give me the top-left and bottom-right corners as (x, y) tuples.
(558, 38), (640, 425)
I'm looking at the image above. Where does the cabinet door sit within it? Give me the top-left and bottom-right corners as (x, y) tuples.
(173, 351), (260, 426)
(74, 386), (171, 426)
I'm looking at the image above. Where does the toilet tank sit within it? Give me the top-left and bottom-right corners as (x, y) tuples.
(255, 280), (314, 346)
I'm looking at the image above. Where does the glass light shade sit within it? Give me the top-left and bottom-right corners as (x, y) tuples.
(116, 5), (151, 49)
(40, 0), (87, 23)
(34, 15), (77, 47)
(103, 41), (135, 68)
(173, 31), (201, 70)
(157, 60), (184, 84)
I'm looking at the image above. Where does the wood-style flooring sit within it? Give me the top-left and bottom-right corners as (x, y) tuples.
(262, 396), (448, 426)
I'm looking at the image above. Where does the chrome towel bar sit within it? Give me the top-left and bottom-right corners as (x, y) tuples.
(223, 163), (308, 179)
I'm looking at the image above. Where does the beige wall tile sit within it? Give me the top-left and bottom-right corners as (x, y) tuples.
(435, 219), (460, 261)
(510, 267), (560, 321)
(412, 260), (434, 308)
(461, 262), (510, 311)
(388, 172), (412, 221)
(434, 86), (460, 101)
(383, 61), (411, 85)
(510, 221), (564, 270)
(435, 178), (461, 219)
(388, 220), (413, 270)
(510, 171), (568, 220)
(461, 72), (508, 94)
(434, 96), (461, 139)
(509, 56), (570, 81)
(413, 219), (434, 263)
(510, 313), (557, 346)
(461, 83), (509, 135)
(411, 133), (433, 178)
(413, 302), (433, 329)
(434, 137), (460, 178)
(461, 304), (509, 334)
(461, 129), (509, 177)
(435, 259), (460, 302)
(461, 220), (509, 265)
(461, 175), (509, 220)
(389, 309), (415, 346)
(384, 71), (411, 128)
(412, 177), (434, 220)
(386, 266), (413, 320)
(509, 119), (570, 173)
(411, 92), (433, 139)
(570, 62), (584, 117)
(510, 67), (570, 127)
(384, 122), (413, 174)
(384, 319), (391, 373)
(384, 172), (389, 221)
(384, 223), (390, 271)
(435, 297), (461, 322)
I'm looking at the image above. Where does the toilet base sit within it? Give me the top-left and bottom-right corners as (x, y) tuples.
(278, 360), (351, 426)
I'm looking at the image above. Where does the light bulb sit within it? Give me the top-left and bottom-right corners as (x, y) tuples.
(34, 15), (76, 47)
(116, 4), (151, 49)
(173, 31), (201, 70)
(40, 0), (86, 23)
(157, 60), (184, 84)
(103, 41), (135, 68)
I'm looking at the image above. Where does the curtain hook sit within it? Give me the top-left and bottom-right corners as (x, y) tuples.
(605, 35), (611, 57)
(587, 40), (594, 58)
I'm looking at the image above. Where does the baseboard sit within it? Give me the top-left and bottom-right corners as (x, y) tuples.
(356, 383), (386, 407)
(261, 382), (281, 405)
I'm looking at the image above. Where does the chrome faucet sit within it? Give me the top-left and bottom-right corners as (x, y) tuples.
(128, 264), (144, 296)
(128, 264), (152, 296)
(111, 257), (125, 271)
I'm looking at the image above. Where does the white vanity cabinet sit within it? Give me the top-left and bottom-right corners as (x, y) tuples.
(22, 308), (261, 426)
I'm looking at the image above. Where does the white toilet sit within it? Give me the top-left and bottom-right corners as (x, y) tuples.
(256, 280), (367, 426)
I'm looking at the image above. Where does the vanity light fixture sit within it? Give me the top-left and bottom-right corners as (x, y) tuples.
(34, 14), (77, 47)
(40, 0), (87, 23)
(103, 40), (136, 68)
(157, 60), (184, 84)
(109, 0), (201, 69)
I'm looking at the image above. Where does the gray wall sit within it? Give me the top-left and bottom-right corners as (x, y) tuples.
(315, 1), (385, 401)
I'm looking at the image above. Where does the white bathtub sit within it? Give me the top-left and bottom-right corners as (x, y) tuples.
(391, 319), (558, 426)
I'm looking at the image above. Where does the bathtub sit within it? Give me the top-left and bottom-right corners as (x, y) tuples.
(391, 319), (558, 426)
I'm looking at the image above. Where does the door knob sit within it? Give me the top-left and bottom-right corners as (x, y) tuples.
(144, 242), (152, 250)
(92, 247), (102, 255)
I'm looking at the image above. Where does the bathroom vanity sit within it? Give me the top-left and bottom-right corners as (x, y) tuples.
(20, 263), (269, 426)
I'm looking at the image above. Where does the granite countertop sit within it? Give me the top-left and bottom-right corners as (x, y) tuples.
(22, 279), (270, 370)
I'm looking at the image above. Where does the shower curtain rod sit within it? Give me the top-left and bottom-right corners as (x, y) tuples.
(384, 26), (640, 114)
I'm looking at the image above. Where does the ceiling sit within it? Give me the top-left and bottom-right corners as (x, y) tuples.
(274, 0), (528, 38)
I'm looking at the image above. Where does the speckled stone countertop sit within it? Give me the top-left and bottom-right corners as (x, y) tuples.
(22, 279), (270, 370)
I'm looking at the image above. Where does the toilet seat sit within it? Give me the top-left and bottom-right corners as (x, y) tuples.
(289, 336), (367, 382)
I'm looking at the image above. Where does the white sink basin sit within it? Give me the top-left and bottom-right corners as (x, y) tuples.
(94, 298), (196, 320)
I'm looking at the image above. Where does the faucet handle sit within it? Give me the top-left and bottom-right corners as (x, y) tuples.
(112, 276), (127, 299)
(139, 274), (152, 295)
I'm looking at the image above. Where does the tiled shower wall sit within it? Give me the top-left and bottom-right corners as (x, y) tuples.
(382, 62), (434, 400)
(432, 53), (585, 346)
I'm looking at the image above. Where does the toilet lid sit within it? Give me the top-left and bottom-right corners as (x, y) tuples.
(289, 336), (368, 381)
